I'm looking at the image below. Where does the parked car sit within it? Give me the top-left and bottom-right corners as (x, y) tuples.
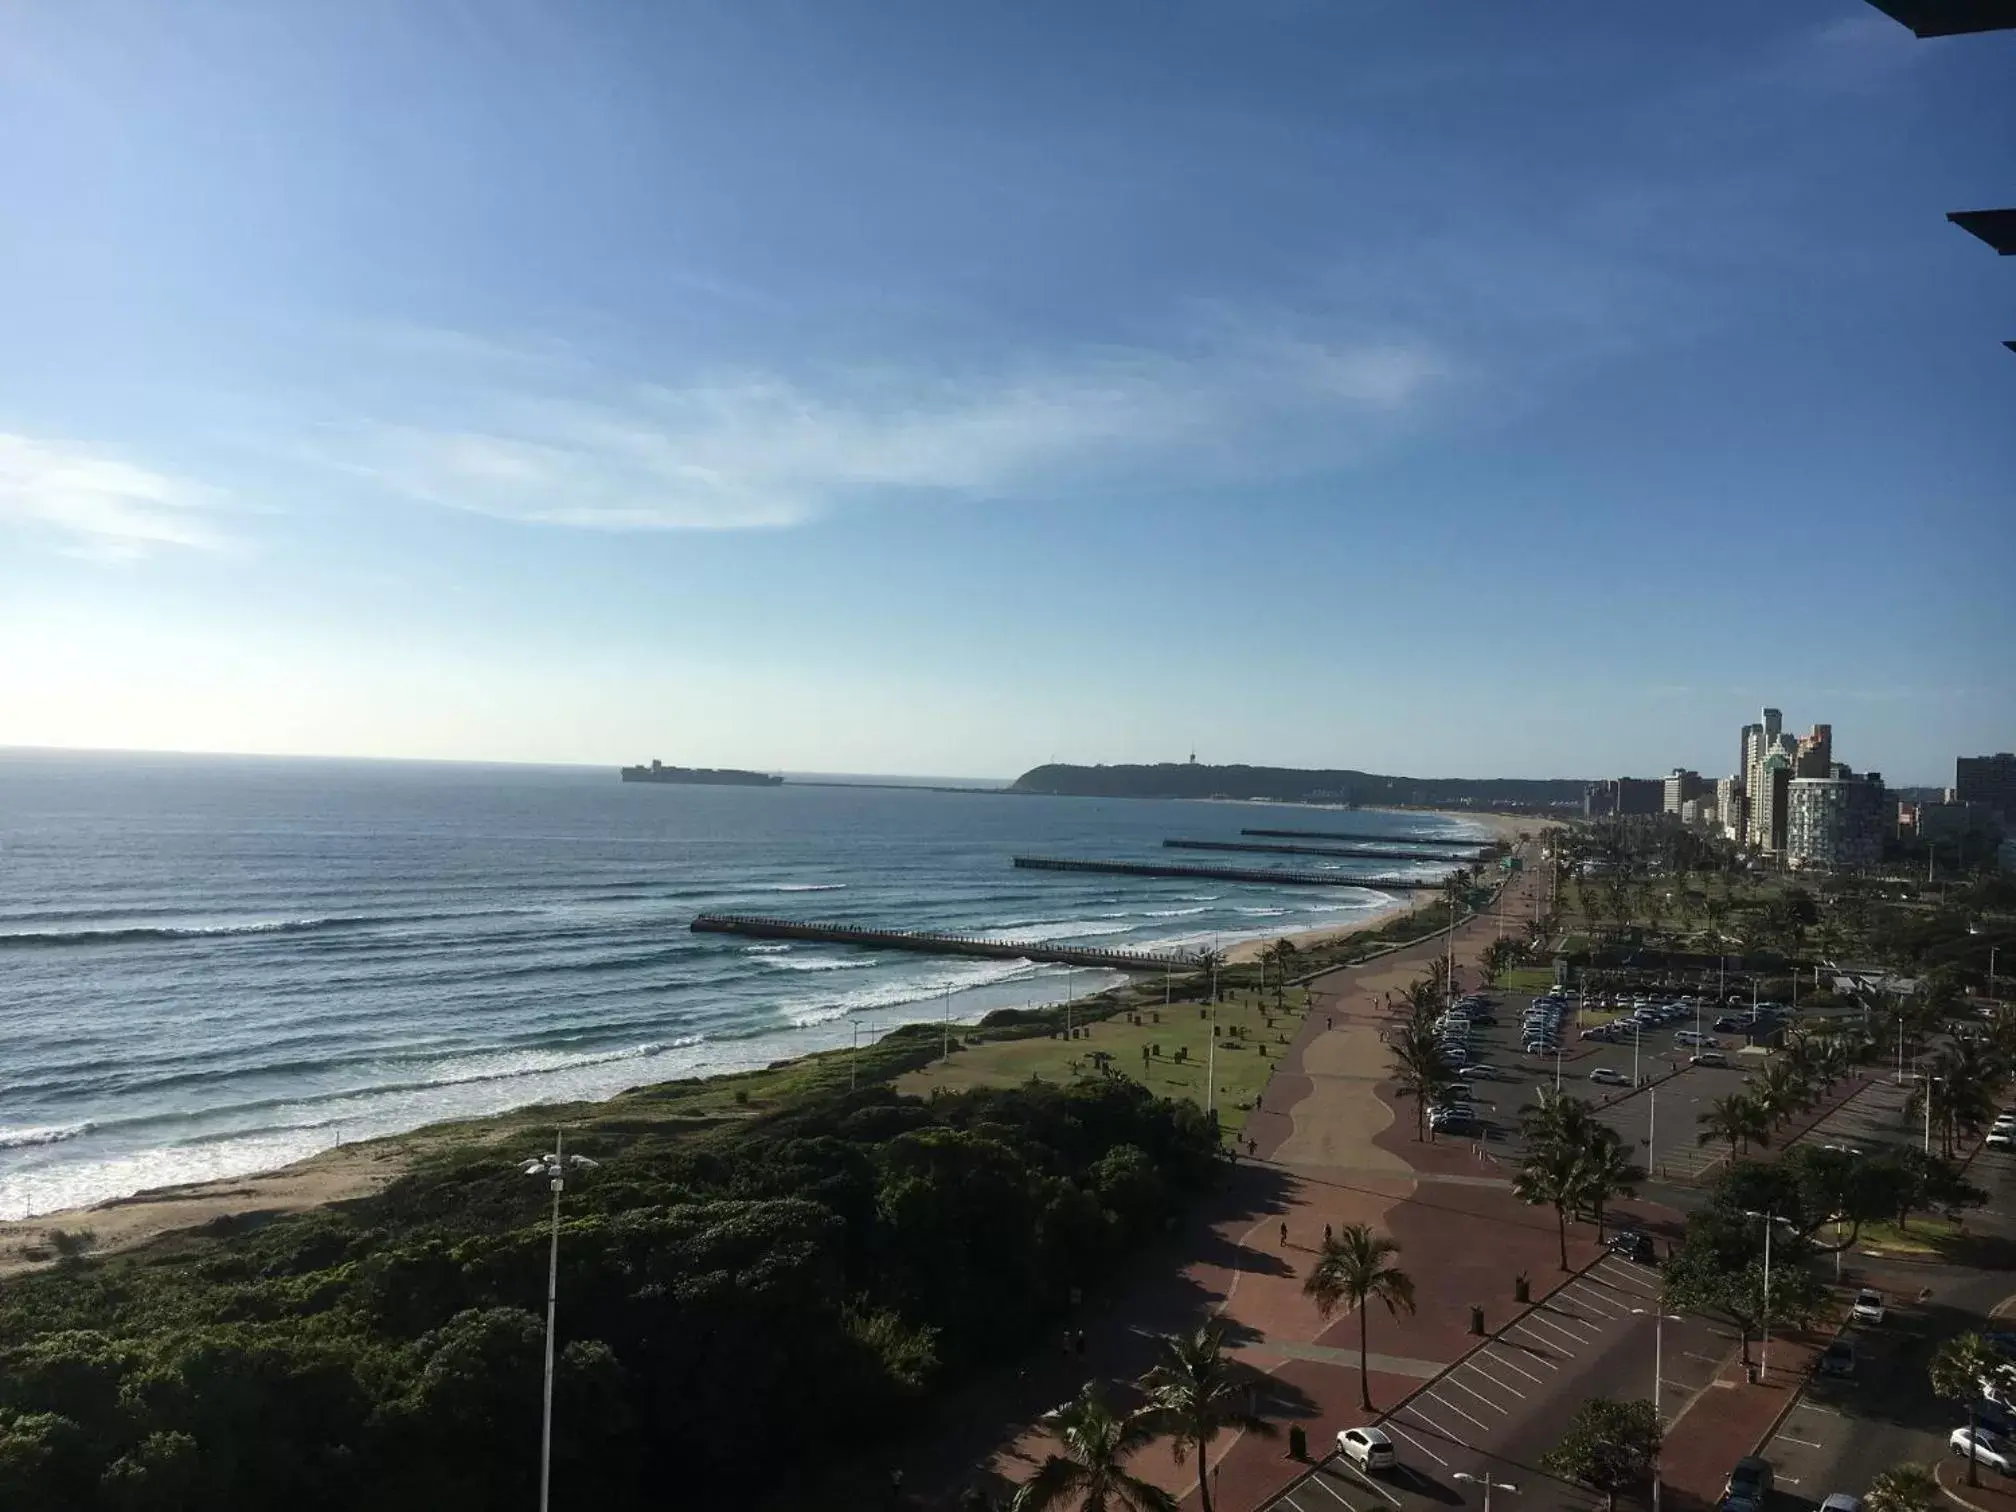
(1589, 1067), (1628, 1086)
(1723, 1455), (1775, 1512)
(1715, 1015), (1743, 1032)
(1817, 1339), (1855, 1377)
(1986, 1131), (2014, 1150)
(1338, 1426), (1396, 1472)
(1608, 1230), (1657, 1264)
(1820, 1495), (1861, 1512)
(1950, 1428), (2015, 1476)
(1851, 1289), (1885, 1325)
(1691, 1051), (1729, 1067)
(1455, 1064), (1501, 1081)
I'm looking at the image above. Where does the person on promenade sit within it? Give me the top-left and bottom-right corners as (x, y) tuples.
(1279, 1221), (1288, 1246)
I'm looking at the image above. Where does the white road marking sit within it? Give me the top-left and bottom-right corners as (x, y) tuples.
(1425, 1390), (1494, 1432)
(1521, 1315), (1588, 1349)
(1401, 1403), (1470, 1448)
(1382, 1422), (1448, 1467)
(1337, 1461), (1404, 1507)
(1480, 1348), (1546, 1385)
(1505, 1329), (1565, 1366)
(1305, 1473), (1357, 1508)
(1444, 1371), (1514, 1412)
(1683, 1352), (1724, 1365)
(1567, 1287), (1625, 1319)
(1774, 1434), (1824, 1450)
(1539, 1307), (1601, 1339)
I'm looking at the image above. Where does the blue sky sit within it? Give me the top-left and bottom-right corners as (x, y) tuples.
(2, 0), (2010, 783)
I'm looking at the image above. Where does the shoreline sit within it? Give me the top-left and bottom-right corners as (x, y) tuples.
(0, 807), (1536, 1273)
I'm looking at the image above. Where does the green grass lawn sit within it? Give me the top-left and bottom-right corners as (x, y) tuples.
(897, 986), (1313, 1141)
(1856, 1217), (1965, 1258)
(1496, 967), (1557, 993)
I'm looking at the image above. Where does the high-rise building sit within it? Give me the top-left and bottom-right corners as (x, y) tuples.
(1957, 754), (2016, 824)
(1753, 751), (1792, 853)
(1663, 769), (1707, 815)
(1787, 771), (1886, 871)
(1742, 708), (1784, 846)
(1716, 776), (1745, 841)
(1794, 724), (1833, 779)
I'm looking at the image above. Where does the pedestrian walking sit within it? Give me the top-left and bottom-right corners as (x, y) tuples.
(1323, 1222), (1332, 1245)
(1279, 1221), (1288, 1247)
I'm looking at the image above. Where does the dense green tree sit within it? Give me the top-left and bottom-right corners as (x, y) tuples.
(1864, 1463), (1939, 1512)
(1541, 1398), (1661, 1512)
(1931, 1334), (2014, 1489)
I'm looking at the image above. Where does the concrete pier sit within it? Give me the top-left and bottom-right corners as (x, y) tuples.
(690, 913), (1198, 970)
(1010, 857), (1440, 889)
(1164, 838), (1476, 863)
(1241, 827), (1483, 853)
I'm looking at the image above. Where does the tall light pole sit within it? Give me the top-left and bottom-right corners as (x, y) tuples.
(1742, 1209), (1790, 1379)
(1647, 1084), (1658, 1176)
(521, 1133), (599, 1512)
(1454, 1469), (1518, 1512)
(1632, 1307), (1685, 1512)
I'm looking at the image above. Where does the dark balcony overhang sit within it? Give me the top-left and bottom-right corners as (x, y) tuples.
(1863, 0), (2016, 34)
(1949, 209), (2016, 255)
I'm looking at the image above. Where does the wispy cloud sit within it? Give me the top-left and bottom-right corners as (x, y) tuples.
(338, 334), (1452, 532)
(0, 434), (225, 558)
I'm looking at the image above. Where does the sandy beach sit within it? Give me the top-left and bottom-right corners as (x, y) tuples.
(2, 806), (1551, 1278)
(1223, 808), (1534, 964)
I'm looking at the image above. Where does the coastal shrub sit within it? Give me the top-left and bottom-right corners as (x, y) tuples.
(0, 1076), (1218, 1511)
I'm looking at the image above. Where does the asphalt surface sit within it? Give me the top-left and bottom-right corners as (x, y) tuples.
(1260, 1251), (1738, 1512)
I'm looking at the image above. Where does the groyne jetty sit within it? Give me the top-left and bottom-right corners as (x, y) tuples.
(690, 914), (1197, 971)
(1010, 857), (1438, 889)
(1241, 827), (1483, 854)
(1164, 838), (1467, 864)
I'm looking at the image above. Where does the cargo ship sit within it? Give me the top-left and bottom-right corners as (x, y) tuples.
(620, 760), (784, 787)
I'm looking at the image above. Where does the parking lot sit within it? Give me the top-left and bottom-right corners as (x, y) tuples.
(1593, 1058), (1758, 1184)
(1427, 988), (1762, 1181)
(1260, 1251), (1740, 1512)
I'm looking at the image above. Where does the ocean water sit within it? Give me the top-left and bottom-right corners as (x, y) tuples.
(0, 751), (1486, 1219)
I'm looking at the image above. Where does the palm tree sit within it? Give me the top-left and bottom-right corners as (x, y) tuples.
(1013, 1382), (1177, 1512)
(1864, 1464), (1939, 1512)
(1388, 1027), (1453, 1142)
(1522, 1085), (1599, 1155)
(1697, 1094), (1769, 1159)
(1514, 1142), (1586, 1270)
(1138, 1320), (1275, 1512)
(1265, 940), (1297, 1011)
(1755, 1062), (1813, 1129)
(1303, 1224), (1417, 1412)
(1576, 1129), (1645, 1238)
(1192, 948), (1226, 1002)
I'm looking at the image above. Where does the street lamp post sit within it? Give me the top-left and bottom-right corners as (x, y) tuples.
(520, 1132), (599, 1512)
(1454, 1470), (1519, 1512)
(1632, 1307), (1685, 1512)
(1741, 1208), (1791, 1379)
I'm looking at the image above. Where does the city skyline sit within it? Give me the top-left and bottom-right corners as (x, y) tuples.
(3, 1), (2011, 781)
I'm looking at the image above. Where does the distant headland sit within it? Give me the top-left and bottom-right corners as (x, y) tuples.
(1008, 760), (1583, 811)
